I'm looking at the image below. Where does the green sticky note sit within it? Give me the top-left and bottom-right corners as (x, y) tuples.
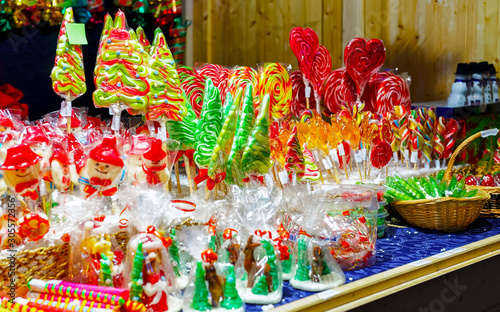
(66, 23), (88, 45)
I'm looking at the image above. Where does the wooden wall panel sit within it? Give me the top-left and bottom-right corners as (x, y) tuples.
(191, 0), (500, 102)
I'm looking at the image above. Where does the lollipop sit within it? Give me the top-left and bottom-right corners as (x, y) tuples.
(344, 38), (385, 101)
(289, 27), (319, 82)
(299, 143), (321, 182)
(416, 107), (433, 163)
(257, 63), (292, 120)
(374, 73), (411, 114)
(284, 126), (305, 177)
(146, 28), (188, 122)
(370, 140), (392, 169)
(323, 69), (357, 114)
(178, 65), (205, 117)
(433, 116), (446, 161)
(199, 64), (230, 105)
(93, 10), (150, 127)
(290, 70), (316, 118)
(136, 26), (151, 54)
(18, 212), (50, 241)
(166, 94), (198, 151)
(300, 110), (313, 123)
(51, 7), (86, 128)
(443, 119), (459, 159)
(309, 46), (332, 97)
(241, 94), (272, 175)
(228, 66), (259, 98)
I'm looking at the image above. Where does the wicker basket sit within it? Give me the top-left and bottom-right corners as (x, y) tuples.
(444, 129), (500, 218)
(391, 188), (490, 232)
(0, 230), (129, 292)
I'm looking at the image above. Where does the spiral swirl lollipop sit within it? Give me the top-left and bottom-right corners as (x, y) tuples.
(300, 143), (321, 182)
(290, 70), (316, 118)
(228, 66), (259, 98)
(444, 119), (459, 160)
(323, 68), (357, 114)
(375, 73), (411, 114)
(416, 107), (433, 163)
(199, 64), (230, 105)
(258, 62), (292, 120)
(177, 65), (205, 117)
(433, 116), (446, 161)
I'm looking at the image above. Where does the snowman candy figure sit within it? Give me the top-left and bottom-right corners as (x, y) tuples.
(139, 138), (171, 186)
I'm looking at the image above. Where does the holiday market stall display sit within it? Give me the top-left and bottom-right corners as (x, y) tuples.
(1, 17), (500, 312)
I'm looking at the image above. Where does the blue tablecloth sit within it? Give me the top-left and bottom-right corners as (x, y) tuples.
(246, 218), (500, 311)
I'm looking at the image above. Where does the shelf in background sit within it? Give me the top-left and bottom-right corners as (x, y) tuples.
(411, 101), (500, 119)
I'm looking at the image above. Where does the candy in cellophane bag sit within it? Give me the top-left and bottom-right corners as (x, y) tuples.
(229, 185), (283, 304)
(324, 185), (379, 270)
(180, 225), (244, 312)
(283, 185), (345, 292)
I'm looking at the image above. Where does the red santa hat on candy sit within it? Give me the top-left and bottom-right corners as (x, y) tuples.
(1, 143), (42, 170)
(58, 111), (82, 129)
(50, 144), (71, 165)
(143, 138), (167, 162)
(22, 126), (49, 145)
(127, 135), (151, 156)
(89, 137), (124, 167)
(0, 116), (13, 129)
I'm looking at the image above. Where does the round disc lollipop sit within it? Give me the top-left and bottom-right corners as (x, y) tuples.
(258, 62), (292, 120)
(18, 212), (50, 241)
(344, 38), (386, 100)
(370, 140), (392, 169)
(375, 73), (411, 114)
(199, 64), (230, 105)
(178, 65), (205, 117)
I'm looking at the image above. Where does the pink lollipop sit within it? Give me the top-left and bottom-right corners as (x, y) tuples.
(289, 27), (319, 82)
(370, 140), (392, 169)
(290, 70), (316, 118)
(310, 45), (332, 96)
(323, 68), (356, 114)
(199, 64), (231, 105)
(375, 73), (411, 114)
(344, 38), (386, 101)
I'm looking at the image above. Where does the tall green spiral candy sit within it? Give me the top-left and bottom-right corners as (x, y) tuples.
(208, 88), (243, 177)
(241, 93), (272, 175)
(99, 253), (113, 287)
(223, 92), (233, 119)
(225, 85), (255, 184)
(130, 242), (144, 302)
(194, 78), (223, 168)
(166, 92), (198, 150)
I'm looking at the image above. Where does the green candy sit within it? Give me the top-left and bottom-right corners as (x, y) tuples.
(464, 189), (479, 198)
(223, 92), (233, 119)
(194, 78), (223, 168)
(385, 187), (414, 201)
(394, 176), (424, 199)
(428, 176), (442, 197)
(436, 169), (445, 182)
(166, 92), (198, 150)
(447, 176), (458, 195)
(225, 85), (256, 184)
(208, 88), (243, 177)
(241, 94), (272, 175)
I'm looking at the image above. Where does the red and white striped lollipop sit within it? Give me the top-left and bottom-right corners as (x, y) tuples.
(177, 65), (205, 117)
(199, 64), (231, 105)
(289, 27), (319, 82)
(290, 70), (316, 118)
(375, 73), (411, 115)
(310, 45), (332, 96)
(323, 68), (357, 114)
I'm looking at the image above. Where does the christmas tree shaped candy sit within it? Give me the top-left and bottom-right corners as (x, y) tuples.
(225, 85), (255, 184)
(208, 88), (243, 177)
(194, 78), (223, 168)
(294, 235), (310, 281)
(166, 93), (198, 151)
(136, 26), (151, 54)
(191, 261), (211, 311)
(261, 240), (279, 291)
(51, 7), (86, 124)
(285, 126), (305, 177)
(251, 275), (269, 296)
(169, 229), (181, 277)
(241, 93), (272, 175)
(147, 28), (188, 123)
(93, 10), (150, 128)
(97, 14), (113, 54)
(223, 92), (233, 119)
(130, 242), (144, 302)
(99, 253), (113, 287)
(299, 143), (321, 182)
(220, 265), (243, 310)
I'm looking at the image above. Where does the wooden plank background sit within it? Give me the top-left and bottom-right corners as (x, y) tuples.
(192, 0), (500, 103)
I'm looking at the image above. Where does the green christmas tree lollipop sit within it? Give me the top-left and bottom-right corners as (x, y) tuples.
(191, 261), (211, 311)
(194, 78), (223, 168)
(223, 92), (233, 119)
(130, 242), (144, 302)
(262, 240), (279, 291)
(241, 93), (272, 175)
(136, 26), (151, 54)
(225, 85), (255, 184)
(208, 88), (243, 177)
(220, 265), (243, 309)
(51, 7), (86, 103)
(146, 28), (188, 121)
(166, 92), (198, 150)
(169, 229), (181, 277)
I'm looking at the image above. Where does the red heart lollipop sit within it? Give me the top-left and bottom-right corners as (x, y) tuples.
(309, 45), (332, 96)
(290, 70), (317, 118)
(370, 140), (392, 169)
(289, 27), (319, 81)
(344, 38), (386, 100)
(323, 68), (357, 114)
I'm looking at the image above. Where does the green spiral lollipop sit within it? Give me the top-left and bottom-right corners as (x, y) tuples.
(241, 93), (272, 175)
(194, 78), (223, 168)
(166, 92), (198, 150)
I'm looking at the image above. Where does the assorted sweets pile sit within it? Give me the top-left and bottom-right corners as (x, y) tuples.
(0, 13), (474, 312)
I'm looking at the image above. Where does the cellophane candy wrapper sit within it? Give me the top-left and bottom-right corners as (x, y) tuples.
(180, 225), (245, 312)
(323, 185), (379, 270)
(42, 107), (88, 134)
(283, 184), (345, 292)
(230, 185), (283, 305)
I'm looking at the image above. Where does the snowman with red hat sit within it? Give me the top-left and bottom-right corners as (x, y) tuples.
(80, 137), (124, 198)
(136, 138), (170, 186)
(22, 126), (52, 172)
(125, 135), (151, 184)
(57, 110), (83, 133)
(44, 142), (78, 192)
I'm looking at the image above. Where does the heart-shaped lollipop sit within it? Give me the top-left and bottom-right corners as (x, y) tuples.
(289, 27), (319, 81)
(323, 68), (357, 114)
(309, 45), (332, 96)
(344, 38), (386, 100)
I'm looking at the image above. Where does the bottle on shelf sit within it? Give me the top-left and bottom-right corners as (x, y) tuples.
(470, 62), (484, 105)
(479, 61), (492, 104)
(490, 64), (499, 102)
(466, 64), (473, 106)
(447, 63), (468, 107)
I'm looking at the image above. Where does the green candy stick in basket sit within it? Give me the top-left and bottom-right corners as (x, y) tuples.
(208, 88), (243, 177)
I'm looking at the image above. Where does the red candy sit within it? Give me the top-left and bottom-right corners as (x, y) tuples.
(290, 70), (316, 117)
(18, 212), (50, 241)
(323, 68), (356, 114)
(289, 27), (319, 82)
(309, 46), (332, 96)
(370, 140), (392, 169)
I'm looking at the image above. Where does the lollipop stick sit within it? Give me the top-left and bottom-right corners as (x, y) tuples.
(183, 155), (194, 195)
(386, 166), (389, 177)
(67, 117), (71, 133)
(168, 177), (173, 192)
(205, 184), (210, 200)
(343, 156), (349, 179)
(191, 164), (198, 191)
(349, 158), (352, 172)
(356, 161), (363, 182)
(175, 162), (181, 195)
(306, 97), (310, 110)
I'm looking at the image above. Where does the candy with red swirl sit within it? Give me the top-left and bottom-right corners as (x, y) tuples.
(370, 140), (392, 169)
(289, 27), (319, 82)
(309, 45), (332, 96)
(290, 70), (316, 118)
(257, 62), (292, 120)
(178, 65), (205, 117)
(323, 68), (356, 114)
(199, 64), (231, 105)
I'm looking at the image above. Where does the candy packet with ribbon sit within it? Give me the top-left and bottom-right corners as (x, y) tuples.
(179, 225), (245, 312)
(42, 107), (88, 134)
(0, 109), (23, 152)
(283, 184), (345, 292)
(230, 185), (283, 304)
(323, 185), (379, 270)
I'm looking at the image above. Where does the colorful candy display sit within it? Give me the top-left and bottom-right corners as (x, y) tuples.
(258, 63), (292, 119)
